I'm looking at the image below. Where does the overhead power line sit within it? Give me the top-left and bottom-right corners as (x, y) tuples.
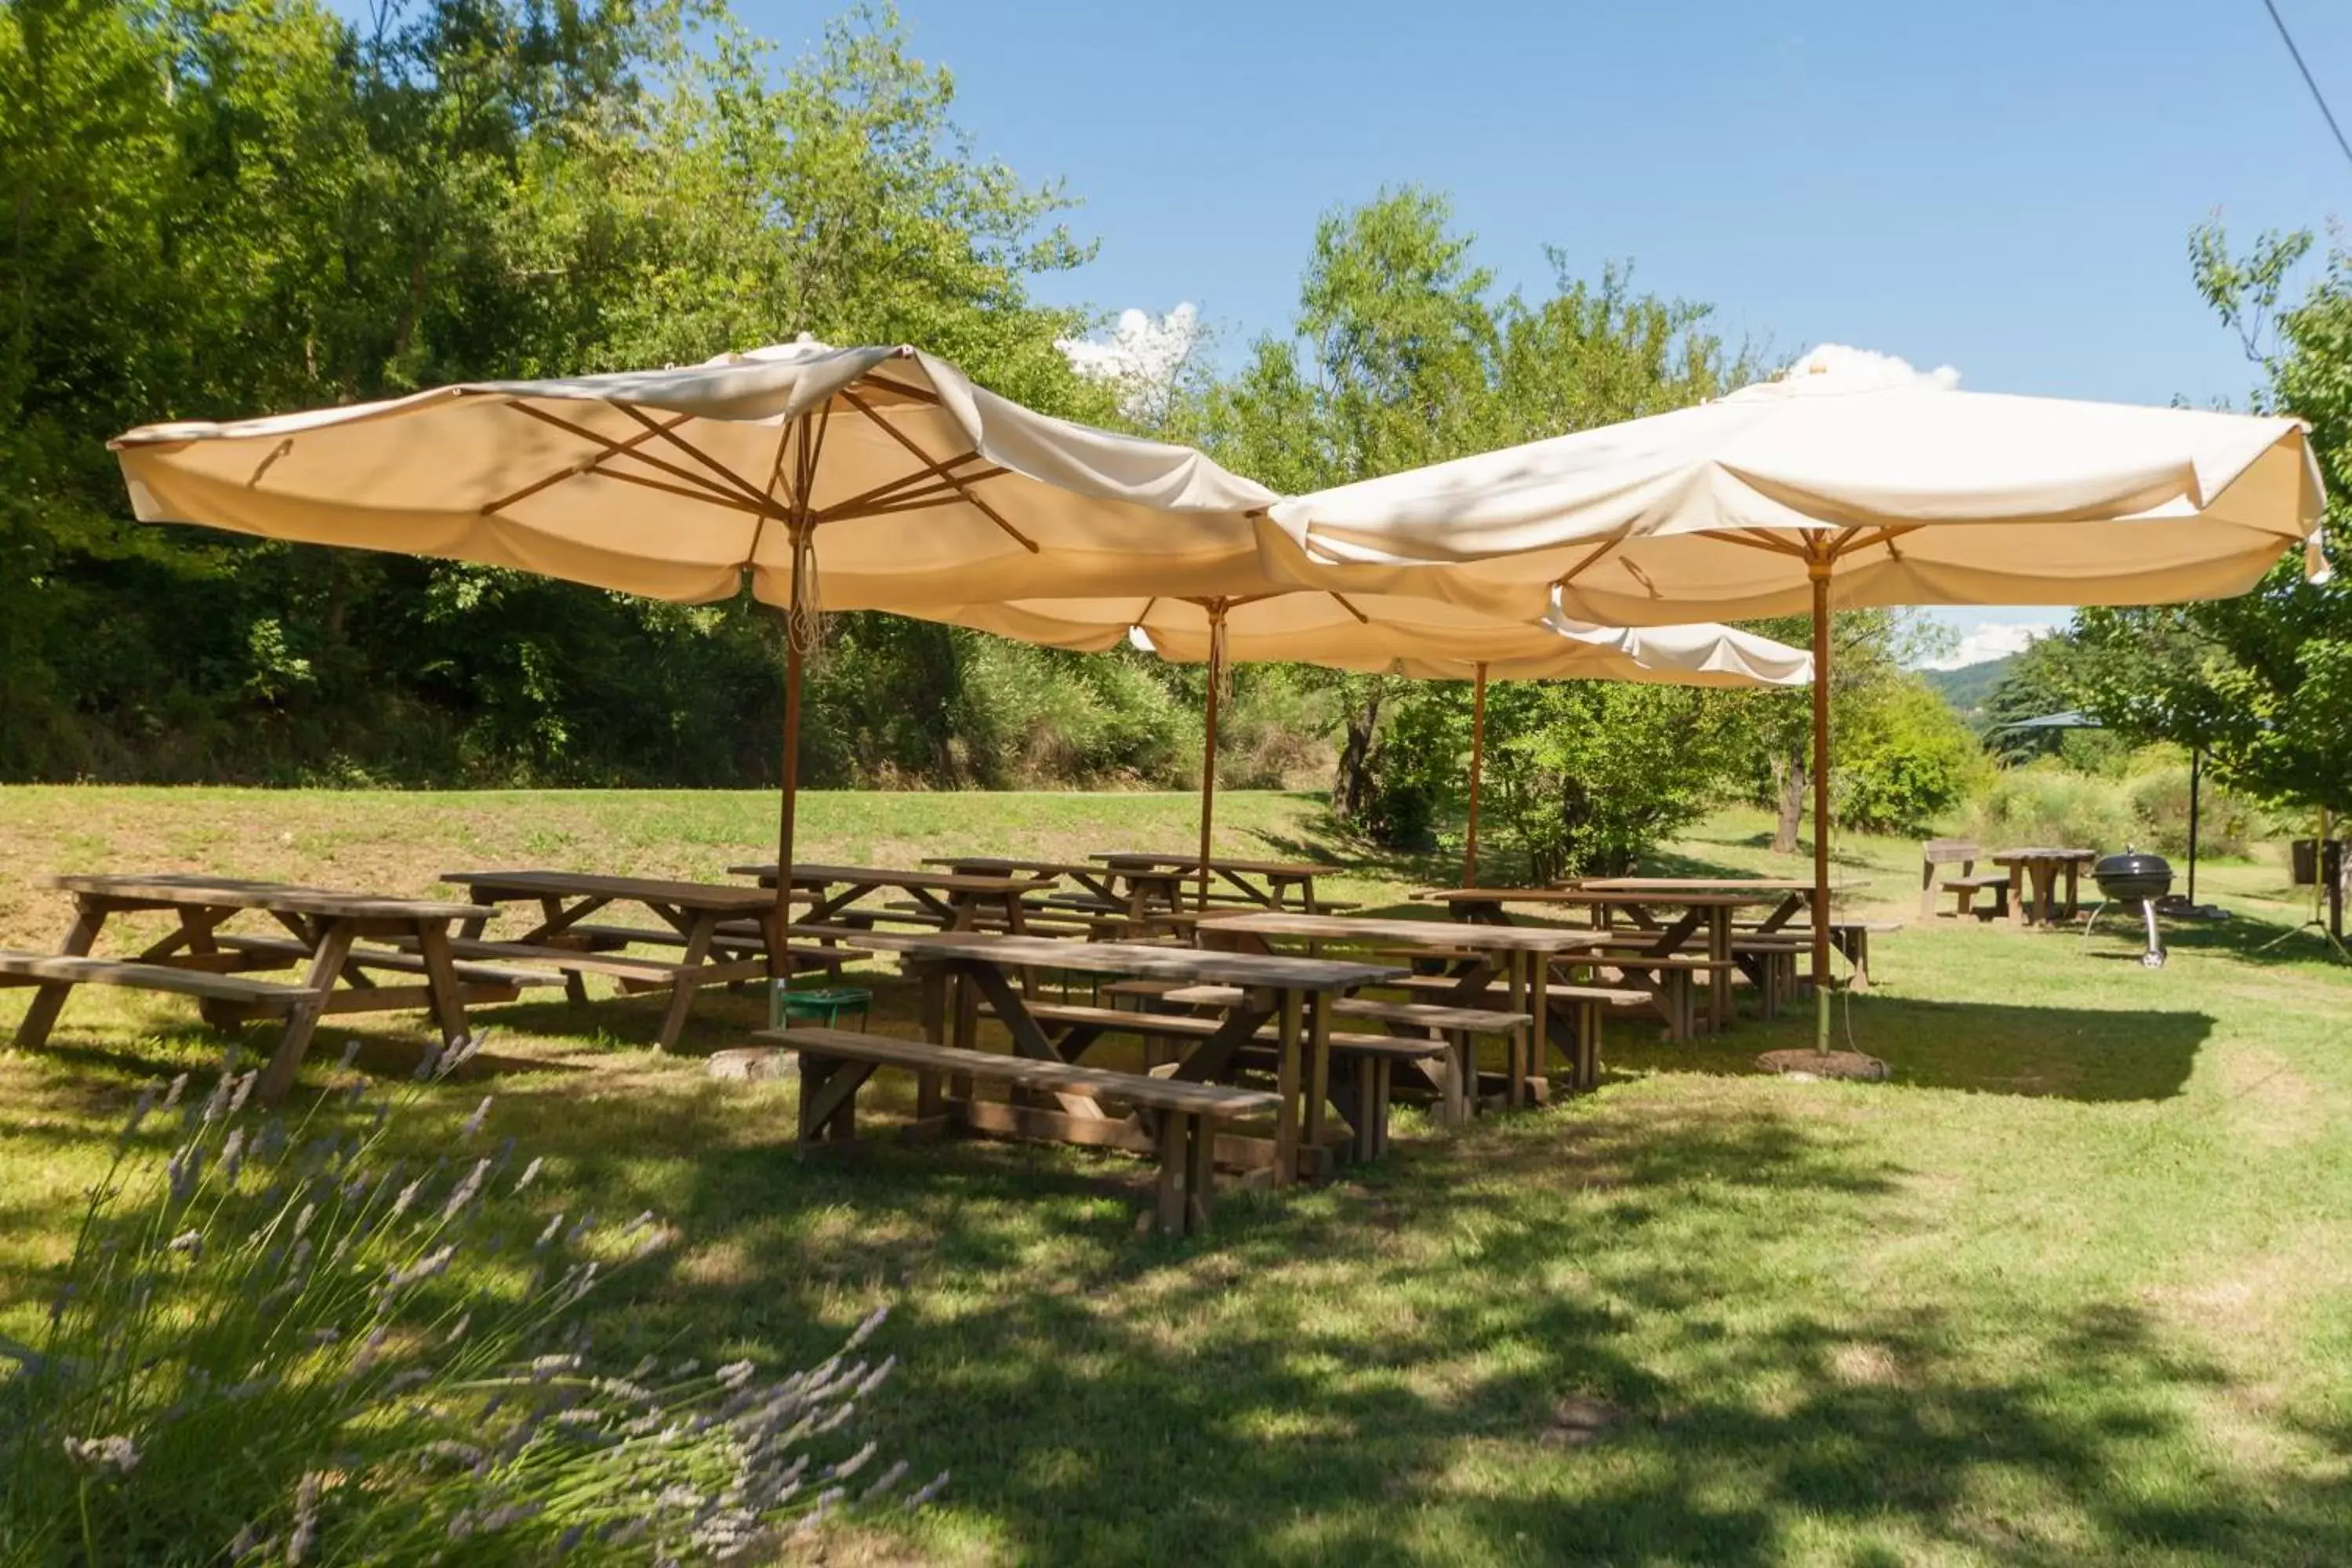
(2261, 0), (2352, 173)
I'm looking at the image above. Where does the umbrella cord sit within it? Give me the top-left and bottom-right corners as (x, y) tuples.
(788, 524), (828, 670)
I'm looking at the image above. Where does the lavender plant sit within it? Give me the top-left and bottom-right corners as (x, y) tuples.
(0, 1039), (942, 1564)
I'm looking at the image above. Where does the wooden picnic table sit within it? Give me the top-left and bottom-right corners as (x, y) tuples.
(441, 869), (790, 1052)
(1193, 910), (1618, 1099)
(1987, 848), (2098, 929)
(1088, 851), (1335, 911)
(6, 874), (510, 1100)
(920, 855), (1190, 935)
(1575, 876), (1866, 932)
(840, 930), (1400, 1184)
(1420, 886), (1783, 1036)
(730, 862), (1052, 935)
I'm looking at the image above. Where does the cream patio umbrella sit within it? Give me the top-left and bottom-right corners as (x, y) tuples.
(934, 592), (1811, 898)
(1258, 350), (2331, 1052)
(111, 340), (1279, 931)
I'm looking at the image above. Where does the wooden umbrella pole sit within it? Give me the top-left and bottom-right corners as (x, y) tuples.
(776, 624), (804, 961)
(1464, 662), (1488, 888)
(1197, 606), (1226, 913)
(1809, 564), (1834, 1054)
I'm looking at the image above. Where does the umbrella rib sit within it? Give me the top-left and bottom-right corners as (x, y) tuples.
(1710, 529), (1812, 556)
(1326, 592), (1373, 624)
(815, 458), (1008, 522)
(1555, 539), (1620, 586)
(479, 409), (698, 515)
(590, 466), (770, 516)
(837, 389), (1039, 552)
(506, 403), (771, 514)
(616, 404), (781, 513)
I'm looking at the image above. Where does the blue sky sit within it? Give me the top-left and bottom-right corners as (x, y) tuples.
(738, 0), (2352, 665)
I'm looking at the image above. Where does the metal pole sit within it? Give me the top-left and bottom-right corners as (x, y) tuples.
(1464, 662), (1488, 888)
(1197, 607), (1225, 913)
(775, 516), (812, 967)
(2187, 747), (2201, 906)
(1810, 564), (1834, 1054)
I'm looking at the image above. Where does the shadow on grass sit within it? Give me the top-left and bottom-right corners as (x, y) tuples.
(1606, 996), (2214, 1103)
(448, 1080), (2347, 1567)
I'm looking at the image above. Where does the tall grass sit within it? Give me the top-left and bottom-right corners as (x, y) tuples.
(0, 1041), (935, 1564)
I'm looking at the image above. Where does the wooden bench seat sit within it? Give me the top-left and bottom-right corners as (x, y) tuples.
(0, 951), (317, 1011)
(766, 1027), (1279, 1235)
(993, 1001), (1466, 1146)
(213, 933), (560, 992)
(1938, 873), (2010, 920)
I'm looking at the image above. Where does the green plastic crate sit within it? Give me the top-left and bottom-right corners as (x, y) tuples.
(768, 982), (872, 1030)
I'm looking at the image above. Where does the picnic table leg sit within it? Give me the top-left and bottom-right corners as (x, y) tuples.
(1304, 991), (1332, 1174)
(1708, 908), (1732, 1033)
(1272, 989), (1301, 1189)
(257, 923), (358, 1102)
(413, 921), (474, 1051)
(653, 915), (717, 1053)
(2063, 862), (2082, 920)
(1504, 953), (1530, 1108)
(543, 897), (590, 1004)
(2005, 867), (2028, 929)
(14, 900), (108, 1050)
(1156, 1109), (1194, 1234)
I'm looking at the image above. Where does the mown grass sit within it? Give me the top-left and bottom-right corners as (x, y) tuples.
(3, 786), (2348, 1565)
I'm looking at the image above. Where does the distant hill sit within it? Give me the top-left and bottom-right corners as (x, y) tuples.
(1919, 653), (2017, 727)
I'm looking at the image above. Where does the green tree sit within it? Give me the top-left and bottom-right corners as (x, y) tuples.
(1181, 190), (1779, 870)
(2070, 222), (2351, 819)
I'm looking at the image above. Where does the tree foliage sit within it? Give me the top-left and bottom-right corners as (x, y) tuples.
(0, 0), (1123, 784)
(2066, 223), (2350, 816)
(1173, 190), (1793, 871)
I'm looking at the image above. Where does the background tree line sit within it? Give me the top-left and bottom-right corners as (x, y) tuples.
(6, 0), (2167, 881)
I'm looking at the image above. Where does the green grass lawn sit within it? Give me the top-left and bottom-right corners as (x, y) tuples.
(3, 786), (2348, 1565)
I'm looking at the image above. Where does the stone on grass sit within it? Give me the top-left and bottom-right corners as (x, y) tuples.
(1755, 1048), (1889, 1082)
(706, 1047), (793, 1083)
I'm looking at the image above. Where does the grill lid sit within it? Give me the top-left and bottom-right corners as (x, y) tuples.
(2095, 850), (2172, 879)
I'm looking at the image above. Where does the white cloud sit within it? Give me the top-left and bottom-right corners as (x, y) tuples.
(1059, 303), (1201, 423)
(1784, 343), (1961, 391)
(1917, 621), (2051, 670)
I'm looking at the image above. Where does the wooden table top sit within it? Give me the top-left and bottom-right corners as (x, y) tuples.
(729, 863), (1052, 894)
(1419, 887), (1784, 909)
(918, 855), (1138, 880)
(51, 873), (494, 924)
(1196, 911), (1610, 952)
(1988, 847), (2099, 862)
(841, 930), (1403, 990)
(1090, 851), (1327, 878)
(443, 869), (783, 910)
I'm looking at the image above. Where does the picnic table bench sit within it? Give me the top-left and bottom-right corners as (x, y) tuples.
(439, 870), (794, 1052)
(731, 862), (1052, 935)
(1088, 852), (1355, 913)
(835, 930), (1400, 1183)
(5, 874), (507, 1099)
(1421, 886), (1782, 1036)
(1196, 910), (1624, 1100)
(1921, 840), (2010, 920)
(921, 855), (1195, 937)
(771, 1027), (1280, 1235)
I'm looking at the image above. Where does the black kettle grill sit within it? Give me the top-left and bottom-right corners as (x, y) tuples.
(2083, 848), (2176, 968)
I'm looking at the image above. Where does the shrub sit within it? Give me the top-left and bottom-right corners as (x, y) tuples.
(1965, 764), (2139, 852)
(0, 1044), (935, 1563)
(1835, 679), (1989, 833)
(2125, 764), (2252, 858)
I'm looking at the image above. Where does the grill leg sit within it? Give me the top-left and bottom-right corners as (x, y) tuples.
(2078, 900), (2110, 954)
(2140, 899), (2166, 968)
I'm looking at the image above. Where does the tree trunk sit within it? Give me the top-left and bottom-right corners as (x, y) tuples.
(1772, 749), (1808, 856)
(1330, 687), (1384, 822)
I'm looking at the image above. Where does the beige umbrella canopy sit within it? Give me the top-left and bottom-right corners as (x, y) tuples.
(935, 592), (1811, 892)
(112, 340), (1280, 927)
(1261, 351), (2331, 1051)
